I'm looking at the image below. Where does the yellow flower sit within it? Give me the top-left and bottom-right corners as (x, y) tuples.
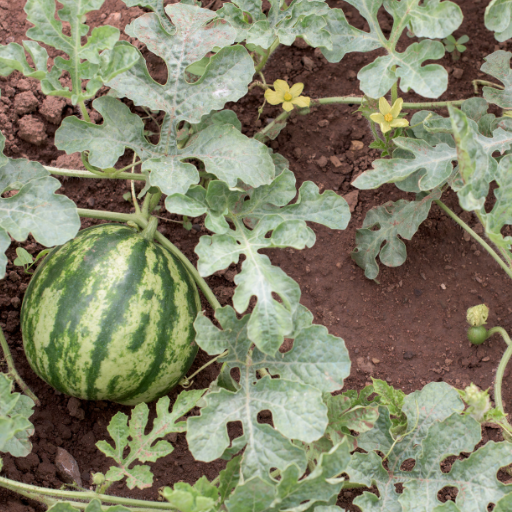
(370, 97), (409, 134)
(264, 80), (310, 112)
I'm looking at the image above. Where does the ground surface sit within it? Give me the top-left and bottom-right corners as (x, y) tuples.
(0, 0), (511, 510)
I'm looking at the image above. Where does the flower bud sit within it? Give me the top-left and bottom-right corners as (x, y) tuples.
(466, 304), (489, 327)
(92, 472), (106, 485)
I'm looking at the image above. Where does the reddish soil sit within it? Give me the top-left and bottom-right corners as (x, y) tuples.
(0, 0), (511, 510)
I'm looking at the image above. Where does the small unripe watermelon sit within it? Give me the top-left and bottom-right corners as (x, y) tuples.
(21, 224), (200, 405)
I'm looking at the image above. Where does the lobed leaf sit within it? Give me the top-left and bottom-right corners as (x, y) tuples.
(0, 133), (80, 279)
(188, 306), (351, 481)
(171, 170), (349, 354)
(0, 373), (35, 457)
(485, 0), (512, 42)
(225, 441), (351, 512)
(217, 0), (332, 50)
(351, 189), (442, 280)
(346, 382), (512, 512)
(321, 0), (462, 98)
(481, 50), (512, 108)
(47, 499), (130, 512)
(96, 390), (204, 489)
(162, 477), (219, 512)
(0, 0), (139, 103)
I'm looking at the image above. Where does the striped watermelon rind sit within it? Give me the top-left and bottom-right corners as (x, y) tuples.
(21, 223), (200, 405)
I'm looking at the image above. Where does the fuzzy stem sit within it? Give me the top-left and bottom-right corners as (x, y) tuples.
(312, 97), (466, 109)
(180, 349), (228, 387)
(0, 474), (177, 510)
(434, 200), (512, 281)
(0, 326), (39, 406)
(78, 101), (91, 123)
(45, 167), (147, 181)
(254, 38), (280, 73)
(76, 209), (221, 311)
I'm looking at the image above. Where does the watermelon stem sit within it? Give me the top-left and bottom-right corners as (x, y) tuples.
(179, 349), (228, 387)
(0, 326), (40, 406)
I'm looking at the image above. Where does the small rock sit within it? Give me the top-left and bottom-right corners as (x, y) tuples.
(403, 351), (416, 360)
(39, 96), (66, 125)
(293, 147), (302, 159)
(330, 155), (342, 168)
(357, 357), (375, 373)
(305, 265), (311, 273)
(14, 91), (39, 115)
(67, 397), (85, 420)
(302, 56), (314, 71)
(482, 356), (490, 362)
(166, 432), (178, 443)
(343, 190), (359, 212)
(8, 271), (20, 282)
(445, 359), (453, 366)
(316, 155), (328, 168)
(463, 232), (471, 241)
(55, 447), (82, 486)
(105, 12), (122, 26)
(452, 67), (464, 80)
(372, 358), (380, 364)
(10, 297), (21, 309)
(347, 70), (357, 80)
(440, 283), (446, 290)
(350, 140), (364, 151)
(17, 115), (47, 146)
(413, 289), (423, 297)
(318, 119), (329, 128)
(335, 262), (342, 268)
(87, 197), (95, 207)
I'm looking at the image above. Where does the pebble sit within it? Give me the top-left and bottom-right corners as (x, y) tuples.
(318, 119), (329, 127)
(413, 289), (423, 296)
(316, 155), (328, 168)
(350, 140), (364, 151)
(330, 155), (342, 168)
(403, 351), (416, 360)
(343, 190), (359, 213)
(372, 358), (380, 364)
(55, 447), (82, 486)
(302, 56), (314, 71)
(452, 67), (464, 80)
(67, 397), (85, 421)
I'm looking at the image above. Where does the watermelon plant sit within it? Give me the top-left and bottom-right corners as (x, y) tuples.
(0, 0), (511, 511)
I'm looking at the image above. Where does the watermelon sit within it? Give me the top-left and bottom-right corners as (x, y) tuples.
(21, 224), (200, 405)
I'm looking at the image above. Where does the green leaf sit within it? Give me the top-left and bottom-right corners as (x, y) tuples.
(480, 154), (512, 251)
(0, 134), (79, 279)
(106, 3), (249, 125)
(351, 189), (442, 280)
(353, 138), (457, 191)
(226, 441), (350, 512)
(481, 51), (512, 108)
(13, 248), (34, 268)
(218, 456), (241, 504)
(449, 106), (512, 211)
(3, 0), (139, 103)
(96, 390), (204, 489)
(347, 382), (512, 512)
(162, 479), (218, 512)
(179, 172), (349, 354)
(122, 0), (175, 34)
(0, 373), (35, 457)
(56, 96), (274, 197)
(495, 493), (512, 512)
(322, 0), (461, 98)
(188, 306), (350, 480)
(485, 0), (512, 42)
(217, 0), (332, 49)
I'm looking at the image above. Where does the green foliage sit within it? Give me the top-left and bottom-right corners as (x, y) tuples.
(0, 132), (80, 279)
(0, 373), (35, 457)
(485, 0), (512, 42)
(347, 382), (512, 511)
(96, 390), (204, 489)
(351, 188), (442, 280)
(0, 0), (138, 104)
(13, 248), (50, 274)
(481, 50), (512, 108)
(187, 305), (350, 481)
(55, 2), (275, 199)
(442, 34), (468, 60)
(168, 167), (349, 354)
(321, 0), (463, 98)
(216, 0), (332, 50)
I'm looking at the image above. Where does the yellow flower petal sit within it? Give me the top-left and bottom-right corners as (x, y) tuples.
(282, 101), (294, 112)
(370, 113), (385, 124)
(380, 122), (392, 133)
(390, 118), (409, 128)
(379, 97), (391, 115)
(273, 80), (290, 95)
(291, 95), (310, 108)
(390, 98), (404, 119)
(289, 82), (304, 98)
(265, 88), (285, 105)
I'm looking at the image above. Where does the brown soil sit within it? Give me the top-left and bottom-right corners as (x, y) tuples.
(0, 0), (511, 510)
